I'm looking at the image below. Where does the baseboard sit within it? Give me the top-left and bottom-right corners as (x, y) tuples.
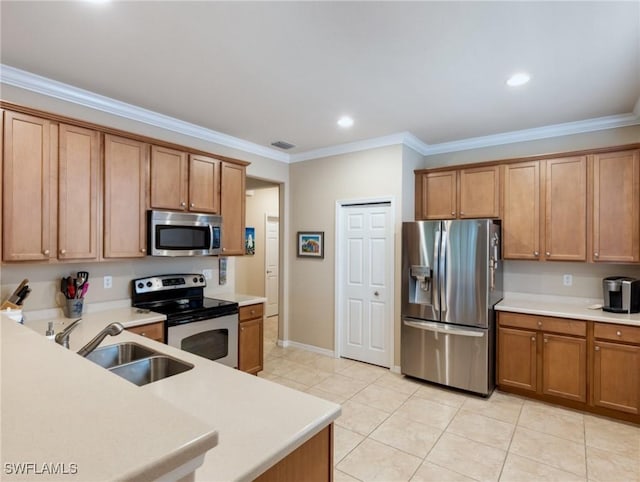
(391, 365), (402, 374)
(276, 339), (335, 358)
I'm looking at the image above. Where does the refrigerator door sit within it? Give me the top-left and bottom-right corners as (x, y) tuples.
(401, 317), (494, 395)
(401, 221), (441, 322)
(440, 220), (491, 328)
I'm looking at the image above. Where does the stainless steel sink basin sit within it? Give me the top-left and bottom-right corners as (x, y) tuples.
(108, 355), (194, 386)
(86, 342), (158, 369)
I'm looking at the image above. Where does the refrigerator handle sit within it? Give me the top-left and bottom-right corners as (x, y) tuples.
(439, 227), (447, 314)
(433, 228), (441, 312)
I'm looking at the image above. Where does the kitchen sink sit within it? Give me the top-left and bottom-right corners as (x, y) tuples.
(108, 355), (194, 386)
(86, 342), (158, 369)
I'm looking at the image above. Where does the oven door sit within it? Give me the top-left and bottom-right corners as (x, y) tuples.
(167, 314), (238, 368)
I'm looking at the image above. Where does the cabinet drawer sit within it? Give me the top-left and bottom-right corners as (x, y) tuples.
(239, 303), (264, 322)
(498, 312), (586, 336)
(594, 323), (640, 344)
(126, 321), (164, 341)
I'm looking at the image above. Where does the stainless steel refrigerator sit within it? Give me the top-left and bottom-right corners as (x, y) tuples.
(401, 219), (503, 396)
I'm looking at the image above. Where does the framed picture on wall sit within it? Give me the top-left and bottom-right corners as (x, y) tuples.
(297, 231), (324, 259)
(245, 227), (255, 255)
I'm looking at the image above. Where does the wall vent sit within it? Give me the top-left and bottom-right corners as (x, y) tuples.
(271, 140), (296, 150)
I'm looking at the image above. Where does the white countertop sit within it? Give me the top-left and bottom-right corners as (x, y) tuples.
(496, 292), (640, 327)
(1, 318), (217, 481)
(14, 308), (340, 481)
(215, 292), (267, 307)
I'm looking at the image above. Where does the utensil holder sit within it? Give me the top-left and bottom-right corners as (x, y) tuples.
(63, 299), (84, 318)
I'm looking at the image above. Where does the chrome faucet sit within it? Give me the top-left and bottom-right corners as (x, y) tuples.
(54, 318), (82, 348)
(77, 322), (124, 357)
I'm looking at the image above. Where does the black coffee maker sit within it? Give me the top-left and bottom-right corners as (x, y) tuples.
(602, 276), (640, 314)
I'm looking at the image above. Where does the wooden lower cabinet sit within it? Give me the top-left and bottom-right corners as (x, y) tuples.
(592, 323), (640, 415)
(238, 303), (264, 374)
(255, 424), (333, 482)
(126, 321), (165, 343)
(498, 313), (640, 423)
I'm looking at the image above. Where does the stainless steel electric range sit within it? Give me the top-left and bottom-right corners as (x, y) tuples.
(131, 274), (239, 368)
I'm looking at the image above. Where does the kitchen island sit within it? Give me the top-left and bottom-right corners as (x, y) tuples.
(10, 310), (340, 481)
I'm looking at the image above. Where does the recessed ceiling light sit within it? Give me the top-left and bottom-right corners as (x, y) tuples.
(337, 116), (354, 128)
(506, 72), (531, 87)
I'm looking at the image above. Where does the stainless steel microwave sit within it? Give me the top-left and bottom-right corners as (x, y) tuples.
(148, 210), (222, 256)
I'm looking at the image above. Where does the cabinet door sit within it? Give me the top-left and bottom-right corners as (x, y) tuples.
(239, 318), (263, 374)
(544, 156), (587, 261)
(592, 150), (640, 263)
(3, 111), (57, 261)
(458, 165), (500, 218)
(497, 326), (537, 392)
(220, 161), (246, 255)
(150, 145), (188, 211)
(189, 154), (220, 213)
(542, 334), (586, 402)
(503, 161), (541, 260)
(104, 134), (149, 258)
(58, 124), (100, 260)
(592, 341), (640, 415)
(418, 171), (457, 220)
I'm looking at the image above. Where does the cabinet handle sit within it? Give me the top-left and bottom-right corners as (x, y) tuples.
(616, 331), (622, 337)
(43, 249), (50, 255)
(544, 338), (548, 343)
(190, 203), (195, 208)
(140, 332), (146, 337)
(460, 211), (465, 216)
(533, 251), (539, 256)
(537, 321), (542, 327)
(545, 252), (550, 256)
(140, 248), (146, 253)
(250, 310), (255, 315)
(60, 249), (66, 255)
(222, 248), (226, 252)
(594, 252), (599, 258)
(595, 346), (600, 351)
(451, 211), (456, 216)
(531, 336), (536, 342)
(181, 202), (186, 207)
(241, 327), (245, 332)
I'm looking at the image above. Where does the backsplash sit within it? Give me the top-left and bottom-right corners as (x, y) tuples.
(0, 257), (235, 312)
(504, 260), (640, 299)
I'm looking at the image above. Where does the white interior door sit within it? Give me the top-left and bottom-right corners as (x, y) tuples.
(265, 214), (279, 317)
(338, 201), (393, 367)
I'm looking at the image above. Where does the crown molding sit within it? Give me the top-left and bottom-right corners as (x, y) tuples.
(420, 110), (640, 156)
(2, 64), (638, 164)
(288, 132), (428, 163)
(0, 64), (289, 162)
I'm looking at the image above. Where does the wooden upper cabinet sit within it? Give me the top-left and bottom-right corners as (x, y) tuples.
(3, 111), (57, 261)
(503, 161), (541, 259)
(591, 150), (640, 263)
(458, 165), (500, 219)
(189, 154), (220, 213)
(150, 145), (188, 211)
(220, 161), (246, 255)
(58, 124), (100, 260)
(416, 170), (457, 220)
(103, 134), (149, 258)
(544, 156), (587, 261)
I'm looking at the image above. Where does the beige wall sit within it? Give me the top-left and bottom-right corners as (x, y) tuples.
(0, 85), (289, 319)
(289, 144), (406, 359)
(235, 186), (279, 296)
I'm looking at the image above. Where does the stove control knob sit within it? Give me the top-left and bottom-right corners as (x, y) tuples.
(137, 282), (144, 289)
(193, 277), (198, 283)
(146, 281), (152, 288)
(199, 277), (204, 283)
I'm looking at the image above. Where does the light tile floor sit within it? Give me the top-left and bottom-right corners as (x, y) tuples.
(259, 317), (640, 482)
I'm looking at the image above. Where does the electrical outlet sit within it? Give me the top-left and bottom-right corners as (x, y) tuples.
(563, 274), (573, 287)
(202, 269), (213, 280)
(104, 275), (113, 289)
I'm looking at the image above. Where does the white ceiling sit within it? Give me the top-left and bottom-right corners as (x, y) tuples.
(1, 1), (639, 160)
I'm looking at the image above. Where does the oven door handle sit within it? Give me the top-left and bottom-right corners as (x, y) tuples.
(403, 318), (485, 337)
